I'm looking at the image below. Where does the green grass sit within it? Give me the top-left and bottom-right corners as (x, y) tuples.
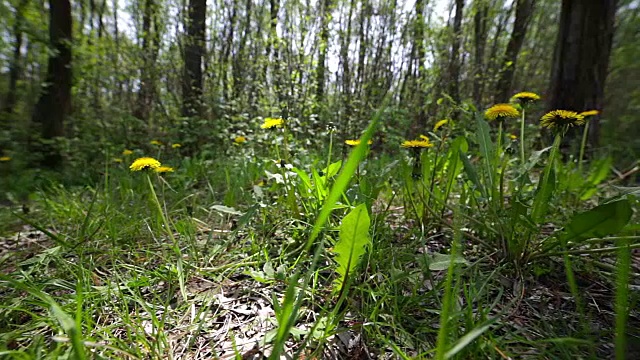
(0, 111), (638, 359)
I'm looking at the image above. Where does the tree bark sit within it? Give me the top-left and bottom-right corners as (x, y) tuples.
(265, 0), (280, 66)
(412, 0), (427, 130)
(355, 0), (370, 98)
(182, 0), (206, 118)
(232, 0), (252, 100)
(220, 0), (237, 103)
(315, 0), (333, 110)
(486, 4), (511, 97)
(547, 0), (617, 147)
(134, 0), (159, 121)
(3, 0), (30, 115)
(472, 0), (489, 106)
(31, 0), (72, 169)
(339, 0), (355, 144)
(447, 0), (465, 106)
(494, 0), (535, 103)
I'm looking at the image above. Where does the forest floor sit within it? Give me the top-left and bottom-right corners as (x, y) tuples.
(1, 192), (639, 359)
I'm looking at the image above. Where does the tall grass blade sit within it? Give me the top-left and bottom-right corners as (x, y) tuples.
(615, 237), (631, 360)
(444, 320), (496, 359)
(1, 275), (88, 359)
(435, 192), (466, 360)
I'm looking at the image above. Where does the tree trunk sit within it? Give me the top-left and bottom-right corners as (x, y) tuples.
(265, 0), (280, 68)
(411, 0), (427, 130)
(220, 0), (237, 103)
(134, 0), (159, 122)
(494, 0), (535, 103)
(31, 0), (72, 169)
(315, 0), (333, 110)
(339, 0), (355, 145)
(472, 0), (489, 106)
(547, 0), (617, 147)
(486, 5), (511, 97)
(263, 0), (280, 109)
(232, 0), (252, 101)
(182, 0), (206, 118)
(447, 0), (465, 106)
(355, 0), (370, 98)
(3, 0), (30, 115)
(113, 0), (123, 102)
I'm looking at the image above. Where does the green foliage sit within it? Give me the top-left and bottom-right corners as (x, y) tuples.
(563, 199), (633, 242)
(332, 203), (371, 292)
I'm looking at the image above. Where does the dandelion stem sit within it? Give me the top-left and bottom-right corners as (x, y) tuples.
(520, 107), (526, 166)
(578, 119), (590, 174)
(326, 127), (334, 174)
(497, 120), (503, 156)
(145, 173), (187, 302)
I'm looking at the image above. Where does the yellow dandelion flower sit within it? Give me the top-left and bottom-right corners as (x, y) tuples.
(172, 143), (181, 149)
(234, 136), (247, 144)
(129, 157), (161, 171)
(511, 92), (541, 104)
(0, 156), (11, 162)
(122, 149), (134, 156)
(150, 140), (162, 146)
(433, 119), (449, 132)
(261, 117), (284, 129)
(401, 135), (434, 149)
(113, 158), (123, 163)
(345, 139), (373, 146)
(580, 110), (599, 117)
(485, 104), (520, 121)
(540, 110), (585, 129)
(155, 166), (174, 173)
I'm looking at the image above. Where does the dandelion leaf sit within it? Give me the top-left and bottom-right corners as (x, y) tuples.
(323, 160), (343, 179)
(563, 199), (633, 242)
(426, 253), (468, 271)
(333, 204), (371, 292)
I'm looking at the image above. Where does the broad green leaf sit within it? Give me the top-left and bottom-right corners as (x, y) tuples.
(444, 137), (468, 200)
(421, 147), (437, 180)
(563, 199), (633, 242)
(531, 167), (555, 224)
(580, 157), (612, 200)
(210, 205), (242, 215)
(475, 114), (494, 189)
(333, 204), (371, 292)
(580, 187), (599, 201)
(587, 156), (613, 185)
(311, 168), (328, 201)
(323, 160), (343, 178)
(292, 167), (312, 193)
(460, 151), (486, 198)
(426, 253), (468, 271)
(524, 146), (553, 173)
(509, 199), (537, 231)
